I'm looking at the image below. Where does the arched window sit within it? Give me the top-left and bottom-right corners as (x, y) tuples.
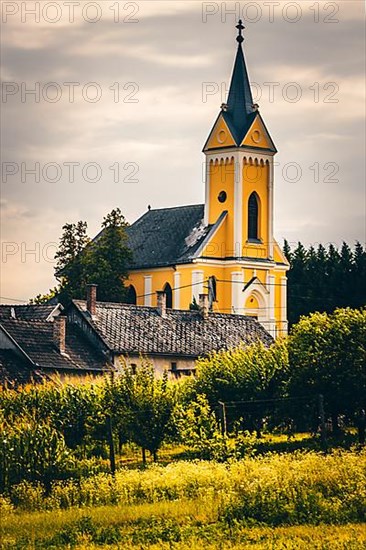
(248, 192), (259, 240)
(163, 283), (173, 309)
(208, 276), (217, 310)
(125, 285), (137, 305)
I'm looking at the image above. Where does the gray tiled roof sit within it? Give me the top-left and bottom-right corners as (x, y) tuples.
(125, 204), (211, 269)
(0, 319), (108, 373)
(0, 350), (45, 386)
(73, 300), (273, 357)
(0, 304), (59, 321)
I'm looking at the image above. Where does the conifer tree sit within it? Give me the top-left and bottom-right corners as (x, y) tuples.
(283, 240), (366, 325)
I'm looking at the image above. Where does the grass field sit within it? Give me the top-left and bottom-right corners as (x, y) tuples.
(1, 501), (366, 549)
(1, 449), (365, 549)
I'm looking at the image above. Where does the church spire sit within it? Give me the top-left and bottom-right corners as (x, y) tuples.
(203, 21), (275, 152)
(224, 20), (255, 143)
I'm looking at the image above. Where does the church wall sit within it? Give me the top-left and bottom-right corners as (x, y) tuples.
(274, 269), (288, 337)
(208, 158), (235, 254)
(127, 269), (175, 307)
(242, 160), (269, 259)
(201, 218), (228, 259)
(205, 115), (236, 150)
(127, 260), (287, 336)
(125, 273), (144, 306)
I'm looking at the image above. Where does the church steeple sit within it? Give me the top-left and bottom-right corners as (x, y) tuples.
(203, 21), (276, 153)
(224, 20), (255, 144)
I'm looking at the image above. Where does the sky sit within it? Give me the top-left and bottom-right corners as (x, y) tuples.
(1, 0), (365, 303)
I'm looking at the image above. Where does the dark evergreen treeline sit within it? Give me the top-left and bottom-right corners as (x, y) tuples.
(283, 241), (366, 326)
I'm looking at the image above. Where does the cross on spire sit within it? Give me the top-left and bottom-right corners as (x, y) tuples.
(236, 19), (244, 43)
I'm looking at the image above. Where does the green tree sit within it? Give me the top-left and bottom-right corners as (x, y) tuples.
(283, 239), (292, 263)
(326, 244), (341, 310)
(55, 221), (90, 302)
(284, 241), (366, 325)
(173, 394), (228, 460)
(352, 242), (366, 307)
(194, 340), (289, 433)
(83, 208), (132, 302)
(286, 242), (309, 325)
(53, 209), (132, 303)
(287, 308), (366, 432)
(0, 415), (71, 492)
(106, 362), (175, 463)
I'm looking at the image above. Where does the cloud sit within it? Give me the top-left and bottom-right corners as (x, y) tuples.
(0, 1), (365, 301)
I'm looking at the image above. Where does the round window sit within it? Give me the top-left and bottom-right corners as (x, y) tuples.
(218, 191), (227, 203)
(251, 130), (261, 144)
(217, 129), (227, 144)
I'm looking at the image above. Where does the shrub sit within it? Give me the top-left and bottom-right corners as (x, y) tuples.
(0, 416), (73, 493)
(288, 308), (366, 429)
(194, 340), (289, 431)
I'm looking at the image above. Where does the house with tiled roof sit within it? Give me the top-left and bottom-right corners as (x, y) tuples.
(66, 284), (273, 377)
(0, 288), (273, 383)
(0, 303), (62, 322)
(0, 304), (110, 385)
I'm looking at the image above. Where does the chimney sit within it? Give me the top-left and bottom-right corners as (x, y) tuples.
(53, 316), (66, 354)
(199, 293), (209, 320)
(86, 284), (97, 317)
(156, 291), (166, 318)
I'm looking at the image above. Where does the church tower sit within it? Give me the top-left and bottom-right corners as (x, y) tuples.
(201, 21), (289, 335)
(203, 20), (277, 261)
(123, 21), (289, 338)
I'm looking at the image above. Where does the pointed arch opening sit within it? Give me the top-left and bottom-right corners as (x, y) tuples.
(242, 284), (270, 329)
(125, 285), (137, 305)
(163, 283), (173, 309)
(248, 192), (260, 241)
(208, 275), (217, 310)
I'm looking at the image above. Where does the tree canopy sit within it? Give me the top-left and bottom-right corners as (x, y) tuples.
(105, 362), (175, 462)
(284, 241), (366, 325)
(287, 308), (366, 424)
(54, 208), (132, 304)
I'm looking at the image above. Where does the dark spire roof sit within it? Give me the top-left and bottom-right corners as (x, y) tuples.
(223, 21), (256, 144)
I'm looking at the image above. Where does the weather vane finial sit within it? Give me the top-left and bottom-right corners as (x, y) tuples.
(236, 19), (244, 44)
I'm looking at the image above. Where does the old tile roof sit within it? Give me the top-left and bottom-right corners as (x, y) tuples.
(125, 204), (213, 270)
(0, 304), (60, 321)
(73, 300), (273, 357)
(0, 319), (109, 373)
(0, 350), (46, 386)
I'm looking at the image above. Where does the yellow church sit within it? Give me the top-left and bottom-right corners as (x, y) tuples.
(124, 21), (289, 338)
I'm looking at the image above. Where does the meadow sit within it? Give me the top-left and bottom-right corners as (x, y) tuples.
(1, 450), (365, 549)
(1, 313), (365, 548)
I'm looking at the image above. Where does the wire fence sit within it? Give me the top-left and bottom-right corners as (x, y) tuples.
(213, 394), (328, 449)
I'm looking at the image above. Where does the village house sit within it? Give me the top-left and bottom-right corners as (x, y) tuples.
(0, 304), (110, 384)
(0, 283), (273, 383)
(67, 284), (273, 378)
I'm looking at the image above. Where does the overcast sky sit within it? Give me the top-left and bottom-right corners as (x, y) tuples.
(1, 0), (365, 303)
